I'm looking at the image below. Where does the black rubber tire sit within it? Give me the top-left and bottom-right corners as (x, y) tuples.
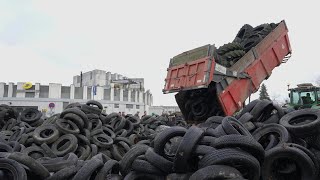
(94, 160), (120, 180)
(81, 104), (102, 115)
(22, 145), (46, 160)
(119, 144), (149, 176)
(60, 108), (89, 129)
(40, 143), (57, 158)
(45, 165), (80, 180)
(252, 124), (290, 151)
(92, 134), (113, 148)
(64, 102), (81, 109)
(8, 152), (50, 179)
(55, 118), (80, 135)
(217, 42), (244, 55)
(132, 159), (164, 175)
(111, 141), (131, 161)
(51, 134), (78, 156)
(235, 24), (253, 40)
(102, 126), (116, 139)
(38, 153), (78, 172)
(145, 148), (173, 173)
(174, 126), (204, 172)
(154, 127), (186, 160)
(250, 99), (273, 121)
(238, 112), (253, 124)
(86, 100), (103, 110)
(213, 134), (265, 163)
(72, 156), (104, 180)
(63, 113), (85, 130)
(75, 145), (91, 160)
(262, 145), (317, 180)
(0, 158), (27, 180)
(221, 116), (252, 136)
(123, 171), (164, 180)
(279, 109), (320, 137)
(20, 108), (42, 124)
(198, 148), (260, 180)
(194, 145), (216, 156)
(189, 165), (243, 180)
(238, 99), (261, 117)
(0, 142), (13, 153)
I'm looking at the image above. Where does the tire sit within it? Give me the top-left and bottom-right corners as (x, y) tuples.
(86, 100), (103, 110)
(51, 134), (78, 156)
(22, 145), (46, 160)
(63, 113), (85, 130)
(111, 141), (131, 161)
(60, 108), (89, 128)
(279, 109), (320, 137)
(154, 127), (186, 160)
(38, 153), (78, 172)
(238, 112), (253, 124)
(55, 118), (80, 135)
(0, 142), (13, 153)
(262, 145), (317, 180)
(174, 126), (204, 172)
(8, 152), (50, 179)
(81, 104), (102, 115)
(0, 158), (27, 180)
(119, 144), (149, 176)
(235, 24), (253, 40)
(238, 99), (261, 117)
(221, 116), (252, 136)
(20, 108), (42, 124)
(123, 171), (164, 180)
(45, 165), (80, 180)
(250, 99), (273, 121)
(212, 134), (265, 163)
(72, 157), (104, 180)
(145, 148), (173, 173)
(92, 134), (113, 148)
(241, 34), (263, 52)
(132, 159), (164, 175)
(217, 42), (244, 55)
(75, 145), (91, 160)
(189, 165), (243, 180)
(252, 124), (290, 151)
(198, 148), (260, 180)
(95, 160), (120, 180)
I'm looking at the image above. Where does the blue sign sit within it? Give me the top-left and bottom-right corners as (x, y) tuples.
(93, 86), (97, 95)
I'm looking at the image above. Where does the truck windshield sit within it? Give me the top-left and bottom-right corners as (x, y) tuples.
(300, 91), (315, 104)
(292, 90), (316, 105)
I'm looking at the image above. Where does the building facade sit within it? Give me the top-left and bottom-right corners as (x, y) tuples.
(0, 72), (152, 117)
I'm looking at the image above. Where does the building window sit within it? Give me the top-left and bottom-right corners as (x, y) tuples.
(114, 104), (119, 108)
(136, 105), (140, 109)
(126, 104), (133, 109)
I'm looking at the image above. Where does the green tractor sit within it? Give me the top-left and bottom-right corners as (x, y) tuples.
(287, 83), (320, 109)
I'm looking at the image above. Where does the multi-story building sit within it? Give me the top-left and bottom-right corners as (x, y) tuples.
(0, 70), (153, 117)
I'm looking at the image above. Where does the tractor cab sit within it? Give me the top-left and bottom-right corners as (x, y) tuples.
(288, 83), (320, 109)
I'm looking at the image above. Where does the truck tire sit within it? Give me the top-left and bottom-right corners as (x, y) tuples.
(0, 158), (27, 180)
(235, 24), (253, 40)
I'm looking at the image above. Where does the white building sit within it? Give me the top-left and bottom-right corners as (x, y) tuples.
(149, 106), (180, 115)
(0, 70), (153, 116)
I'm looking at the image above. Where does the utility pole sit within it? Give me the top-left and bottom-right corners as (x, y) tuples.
(80, 71), (83, 87)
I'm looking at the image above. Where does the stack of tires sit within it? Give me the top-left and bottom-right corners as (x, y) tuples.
(214, 22), (278, 67)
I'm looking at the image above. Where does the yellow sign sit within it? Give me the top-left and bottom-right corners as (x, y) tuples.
(22, 82), (32, 90)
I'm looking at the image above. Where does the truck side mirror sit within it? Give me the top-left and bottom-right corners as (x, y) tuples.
(288, 93), (290, 98)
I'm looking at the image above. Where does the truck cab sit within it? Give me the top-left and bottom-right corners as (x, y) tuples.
(288, 83), (320, 109)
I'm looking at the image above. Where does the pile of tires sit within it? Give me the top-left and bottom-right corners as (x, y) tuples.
(0, 100), (186, 180)
(1, 99), (320, 179)
(214, 22), (278, 67)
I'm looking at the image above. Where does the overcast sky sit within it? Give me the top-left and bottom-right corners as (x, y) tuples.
(1, 1), (320, 106)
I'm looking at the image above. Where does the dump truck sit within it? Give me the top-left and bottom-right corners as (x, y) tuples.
(163, 20), (292, 122)
(286, 83), (320, 109)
